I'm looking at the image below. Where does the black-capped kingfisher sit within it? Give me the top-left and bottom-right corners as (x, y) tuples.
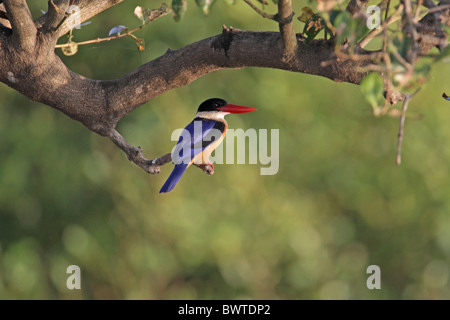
(160, 98), (257, 193)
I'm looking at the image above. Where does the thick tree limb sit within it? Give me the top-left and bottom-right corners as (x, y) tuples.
(3, 0), (36, 51)
(106, 29), (370, 129)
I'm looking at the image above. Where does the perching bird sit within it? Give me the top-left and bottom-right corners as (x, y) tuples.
(160, 98), (257, 193)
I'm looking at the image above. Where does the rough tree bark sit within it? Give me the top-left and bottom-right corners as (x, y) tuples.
(0, 0), (448, 174)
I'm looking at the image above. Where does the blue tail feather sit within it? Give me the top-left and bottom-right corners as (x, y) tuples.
(159, 164), (188, 193)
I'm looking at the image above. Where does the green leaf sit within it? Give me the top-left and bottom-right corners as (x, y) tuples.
(332, 11), (352, 44)
(195, 0), (215, 15)
(172, 0), (187, 21)
(61, 42), (78, 56)
(303, 13), (324, 45)
(353, 16), (369, 42)
(360, 72), (384, 111)
(328, 9), (340, 25)
(298, 7), (315, 23)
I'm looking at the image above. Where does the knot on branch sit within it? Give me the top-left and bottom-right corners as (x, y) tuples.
(274, 12), (295, 25)
(211, 25), (235, 57)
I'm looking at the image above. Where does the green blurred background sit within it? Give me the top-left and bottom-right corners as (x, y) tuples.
(1, 0), (450, 299)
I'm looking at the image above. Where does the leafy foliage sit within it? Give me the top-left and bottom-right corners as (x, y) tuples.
(172, 0), (187, 21)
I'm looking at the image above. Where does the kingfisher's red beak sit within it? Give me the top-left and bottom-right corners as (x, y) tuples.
(218, 104), (257, 114)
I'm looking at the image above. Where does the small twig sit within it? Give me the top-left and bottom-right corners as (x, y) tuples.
(381, 52), (394, 115)
(396, 89), (420, 166)
(55, 5), (170, 48)
(358, 4), (403, 48)
(384, 0), (391, 21)
(415, 0), (423, 20)
(391, 49), (413, 70)
(423, 4), (450, 14)
(49, 0), (60, 13)
(396, 95), (409, 166)
(382, 0), (391, 52)
(56, 26), (142, 48)
(242, 0), (276, 20)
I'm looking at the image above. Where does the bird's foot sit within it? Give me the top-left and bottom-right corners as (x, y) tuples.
(194, 162), (214, 175)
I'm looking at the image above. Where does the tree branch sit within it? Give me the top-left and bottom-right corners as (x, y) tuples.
(358, 4), (404, 48)
(55, 4), (170, 49)
(396, 95), (408, 166)
(106, 29), (371, 126)
(42, 0), (69, 34)
(416, 0), (450, 53)
(108, 129), (168, 174)
(243, 0), (276, 20)
(0, 28), (373, 136)
(35, 0), (125, 38)
(108, 129), (214, 175)
(3, 0), (36, 51)
(3, 22), (445, 135)
(277, 0), (297, 60)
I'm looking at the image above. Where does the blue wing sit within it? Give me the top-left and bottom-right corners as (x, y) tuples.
(171, 120), (218, 165)
(160, 120), (219, 193)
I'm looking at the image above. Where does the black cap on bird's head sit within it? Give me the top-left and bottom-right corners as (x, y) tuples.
(197, 98), (257, 114)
